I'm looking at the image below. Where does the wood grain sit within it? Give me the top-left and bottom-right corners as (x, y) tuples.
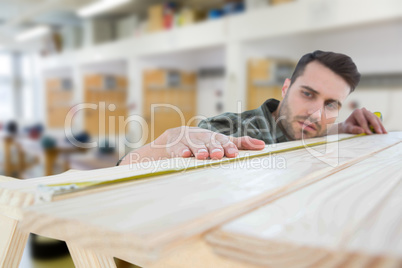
(0, 133), (357, 209)
(0, 214), (29, 268)
(0, 176), (15, 183)
(150, 239), (262, 268)
(17, 133), (402, 265)
(206, 142), (402, 267)
(67, 242), (117, 268)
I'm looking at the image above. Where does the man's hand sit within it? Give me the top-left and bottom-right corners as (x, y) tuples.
(119, 127), (265, 165)
(338, 108), (387, 135)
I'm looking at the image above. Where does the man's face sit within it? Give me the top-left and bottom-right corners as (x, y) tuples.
(276, 61), (350, 140)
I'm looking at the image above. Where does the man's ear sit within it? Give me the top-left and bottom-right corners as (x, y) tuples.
(282, 78), (291, 98)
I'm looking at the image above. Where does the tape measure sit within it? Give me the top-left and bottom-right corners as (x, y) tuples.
(370, 111), (383, 133)
(36, 133), (366, 202)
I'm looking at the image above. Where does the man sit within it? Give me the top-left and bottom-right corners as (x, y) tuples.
(118, 50), (386, 165)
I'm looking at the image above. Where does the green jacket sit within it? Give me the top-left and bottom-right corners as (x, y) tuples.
(198, 99), (288, 144)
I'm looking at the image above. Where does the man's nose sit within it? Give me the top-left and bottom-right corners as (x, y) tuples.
(307, 105), (322, 122)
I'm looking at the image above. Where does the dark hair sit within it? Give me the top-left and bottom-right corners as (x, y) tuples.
(290, 50), (361, 93)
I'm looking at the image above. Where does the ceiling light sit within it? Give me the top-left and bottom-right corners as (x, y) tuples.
(16, 26), (51, 42)
(77, 0), (132, 18)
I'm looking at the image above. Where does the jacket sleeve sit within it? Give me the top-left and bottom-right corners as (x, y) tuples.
(198, 108), (267, 140)
(198, 112), (240, 136)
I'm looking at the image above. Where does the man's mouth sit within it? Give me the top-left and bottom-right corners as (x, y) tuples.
(298, 121), (316, 132)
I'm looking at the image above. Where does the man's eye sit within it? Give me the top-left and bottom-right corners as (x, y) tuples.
(302, 91), (312, 97)
(326, 102), (338, 110)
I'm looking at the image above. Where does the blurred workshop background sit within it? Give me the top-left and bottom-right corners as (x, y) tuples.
(0, 0), (402, 267)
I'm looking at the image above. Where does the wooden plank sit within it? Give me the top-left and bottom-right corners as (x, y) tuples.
(0, 176), (23, 219)
(0, 135), (357, 218)
(206, 143), (402, 267)
(0, 176), (15, 183)
(17, 133), (401, 265)
(0, 214), (29, 268)
(67, 242), (117, 268)
(0, 133), (357, 207)
(150, 239), (262, 268)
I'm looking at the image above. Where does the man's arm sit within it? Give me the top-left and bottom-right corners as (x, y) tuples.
(119, 127), (265, 166)
(329, 107), (387, 135)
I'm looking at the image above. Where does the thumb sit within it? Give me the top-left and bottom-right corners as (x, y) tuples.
(231, 136), (265, 150)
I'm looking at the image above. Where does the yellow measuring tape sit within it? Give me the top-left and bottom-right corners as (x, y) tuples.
(370, 112), (383, 133)
(37, 133), (367, 201)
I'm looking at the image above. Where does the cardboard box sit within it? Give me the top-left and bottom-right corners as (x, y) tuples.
(148, 4), (164, 32)
(85, 75), (127, 91)
(247, 58), (295, 110)
(144, 70), (166, 86)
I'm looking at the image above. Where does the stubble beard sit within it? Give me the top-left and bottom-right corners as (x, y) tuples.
(276, 95), (322, 141)
(276, 95), (298, 141)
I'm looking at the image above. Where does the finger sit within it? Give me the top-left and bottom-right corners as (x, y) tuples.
(166, 143), (192, 158)
(348, 125), (365, 134)
(375, 116), (387, 134)
(231, 136), (265, 150)
(354, 108), (372, 134)
(206, 143), (225, 160)
(370, 115), (387, 134)
(181, 134), (210, 159)
(187, 143), (209, 160)
(221, 140), (239, 158)
(203, 134), (225, 159)
(374, 116), (384, 134)
(381, 120), (388, 134)
(213, 134), (238, 158)
(188, 132), (224, 160)
(363, 109), (382, 134)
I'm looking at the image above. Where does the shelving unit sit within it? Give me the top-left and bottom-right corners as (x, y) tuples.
(246, 58), (295, 110)
(40, 0), (402, 66)
(83, 74), (128, 137)
(37, 0), (402, 144)
(44, 70), (74, 129)
(143, 69), (197, 142)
